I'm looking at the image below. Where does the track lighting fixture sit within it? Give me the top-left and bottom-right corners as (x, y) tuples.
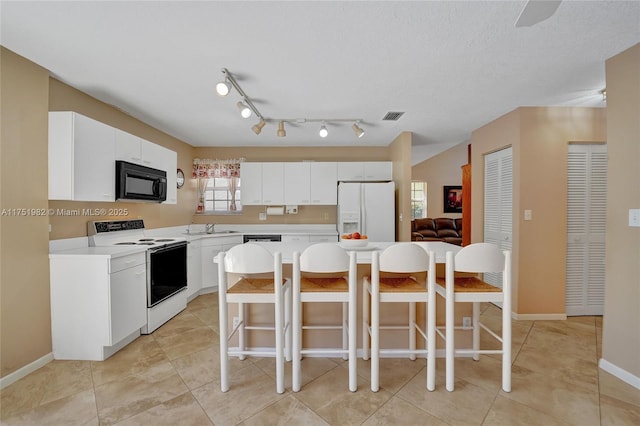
(215, 79), (231, 97)
(217, 68), (365, 139)
(319, 123), (328, 138)
(352, 122), (365, 138)
(277, 121), (286, 137)
(237, 101), (252, 118)
(252, 119), (266, 135)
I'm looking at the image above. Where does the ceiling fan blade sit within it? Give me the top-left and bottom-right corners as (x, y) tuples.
(515, 0), (562, 27)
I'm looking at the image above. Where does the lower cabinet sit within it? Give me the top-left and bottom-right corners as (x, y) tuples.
(49, 252), (147, 361)
(187, 239), (202, 300)
(200, 236), (242, 291)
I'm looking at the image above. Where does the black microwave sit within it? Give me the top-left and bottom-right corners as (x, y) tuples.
(116, 161), (167, 203)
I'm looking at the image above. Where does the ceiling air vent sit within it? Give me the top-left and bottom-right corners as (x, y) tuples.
(382, 111), (404, 121)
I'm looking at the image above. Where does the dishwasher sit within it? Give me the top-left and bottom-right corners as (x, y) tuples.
(242, 234), (282, 243)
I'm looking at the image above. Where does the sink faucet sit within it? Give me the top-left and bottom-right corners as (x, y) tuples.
(186, 222), (194, 235)
(206, 223), (215, 234)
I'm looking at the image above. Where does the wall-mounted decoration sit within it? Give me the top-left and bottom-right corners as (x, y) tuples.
(443, 185), (463, 213)
(176, 169), (185, 188)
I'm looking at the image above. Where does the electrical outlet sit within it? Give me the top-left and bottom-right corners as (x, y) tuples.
(232, 316), (240, 329)
(259, 212), (267, 221)
(462, 317), (472, 328)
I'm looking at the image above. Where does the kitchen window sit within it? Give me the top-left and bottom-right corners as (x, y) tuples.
(411, 181), (427, 219)
(204, 177), (242, 213)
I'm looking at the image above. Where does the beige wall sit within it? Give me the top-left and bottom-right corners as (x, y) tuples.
(602, 43), (640, 379)
(470, 107), (606, 316)
(412, 141), (468, 218)
(0, 47), (52, 377)
(48, 79), (198, 239)
(389, 131), (413, 241)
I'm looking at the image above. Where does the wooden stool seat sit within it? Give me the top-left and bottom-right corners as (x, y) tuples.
(300, 277), (348, 292)
(228, 278), (286, 294)
(378, 276), (426, 292)
(435, 276), (501, 292)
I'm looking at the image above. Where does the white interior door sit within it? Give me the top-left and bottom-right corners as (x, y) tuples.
(483, 147), (513, 288)
(566, 144), (607, 316)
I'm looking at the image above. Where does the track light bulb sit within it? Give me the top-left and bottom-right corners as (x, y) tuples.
(319, 123), (328, 138)
(352, 123), (365, 138)
(216, 79), (231, 96)
(277, 121), (286, 137)
(237, 101), (252, 118)
(252, 119), (266, 135)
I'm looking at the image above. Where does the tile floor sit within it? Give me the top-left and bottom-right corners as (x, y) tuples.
(1, 293), (639, 425)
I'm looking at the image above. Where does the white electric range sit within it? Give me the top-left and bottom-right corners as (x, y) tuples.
(88, 219), (187, 333)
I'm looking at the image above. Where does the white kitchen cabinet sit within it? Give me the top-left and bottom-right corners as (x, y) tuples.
(49, 111), (116, 202)
(158, 147), (178, 204)
(241, 162), (263, 205)
(261, 162), (284, 204)
(187, 239), (202, 300)
(310, 162), (337, 204)
(114, 128), (142, 163)
(284, 162), (311, 205)
(200, 235), (242, 291)
(309, 234), (339, 242)
(115, 131), (167, 170)
(281, 234), (309, 243)
(337, 161), (392, 182)
(49, 251), (147, 360)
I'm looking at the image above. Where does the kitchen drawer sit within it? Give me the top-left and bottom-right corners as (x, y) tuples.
(282, 234), (309, 243)
(309, 235), (338, 242)
(110, 252), (146, 273)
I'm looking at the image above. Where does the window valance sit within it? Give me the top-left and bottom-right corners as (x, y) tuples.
(192, 158), (245, 178)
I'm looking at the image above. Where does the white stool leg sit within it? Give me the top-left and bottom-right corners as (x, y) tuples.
(292, 253), (302, 392)
(238, 302), (246, 361)
(362, 280), (370, 361)
(342, 302), (348, 361)
(348, 253), (357, 392)
(371, 285), (379, 392)
(473, 302), (480, 361)
(275, 276), (284, 393)
(409, 301), (416, 361)
(445, 252), (455, 392)
(370, 253), (380, 392)
(285, 282), (292, 362)
(426, 251), (436, 391)
(502, 251), (512, 392)
(218, 253), (229, 392)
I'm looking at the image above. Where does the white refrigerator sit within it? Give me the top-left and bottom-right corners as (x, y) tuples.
(337, 181), (395, 242)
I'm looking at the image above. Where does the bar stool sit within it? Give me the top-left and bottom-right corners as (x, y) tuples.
(363, 243), (436, 392)
(435, 242), (512, 392)
(291, 243), (357, 392)
(217, 243), (290, 394)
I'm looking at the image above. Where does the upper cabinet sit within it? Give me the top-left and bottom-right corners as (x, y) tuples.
(49, 112), (178, 204)
(337, 161), (392, 181)
(284, 163), (311, 205)
(241, 162), (284, 205)
(243, 161), (390, 206)
(49, 111), (116, 202)
(310, 162), (337, 204)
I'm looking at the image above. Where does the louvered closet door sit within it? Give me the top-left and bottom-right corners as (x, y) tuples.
(566, 144), (607, 316)
(483, 147), (513, 288)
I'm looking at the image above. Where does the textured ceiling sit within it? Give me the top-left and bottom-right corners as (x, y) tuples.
(1, 1), (639, 164)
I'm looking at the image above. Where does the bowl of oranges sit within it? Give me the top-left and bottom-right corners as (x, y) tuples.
(340, 232), (368, 248)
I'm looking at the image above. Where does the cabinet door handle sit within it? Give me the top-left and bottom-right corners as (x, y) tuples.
(135, 270), (146, 276)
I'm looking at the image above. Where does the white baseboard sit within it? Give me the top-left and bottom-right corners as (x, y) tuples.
(0, 352), (54, 390)
(199, 286), (218, 295)
(599, 358), (640, 390)
(512, 312), (567, 321)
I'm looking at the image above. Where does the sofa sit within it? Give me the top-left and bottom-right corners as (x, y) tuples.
(411, 217), (463, 245)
